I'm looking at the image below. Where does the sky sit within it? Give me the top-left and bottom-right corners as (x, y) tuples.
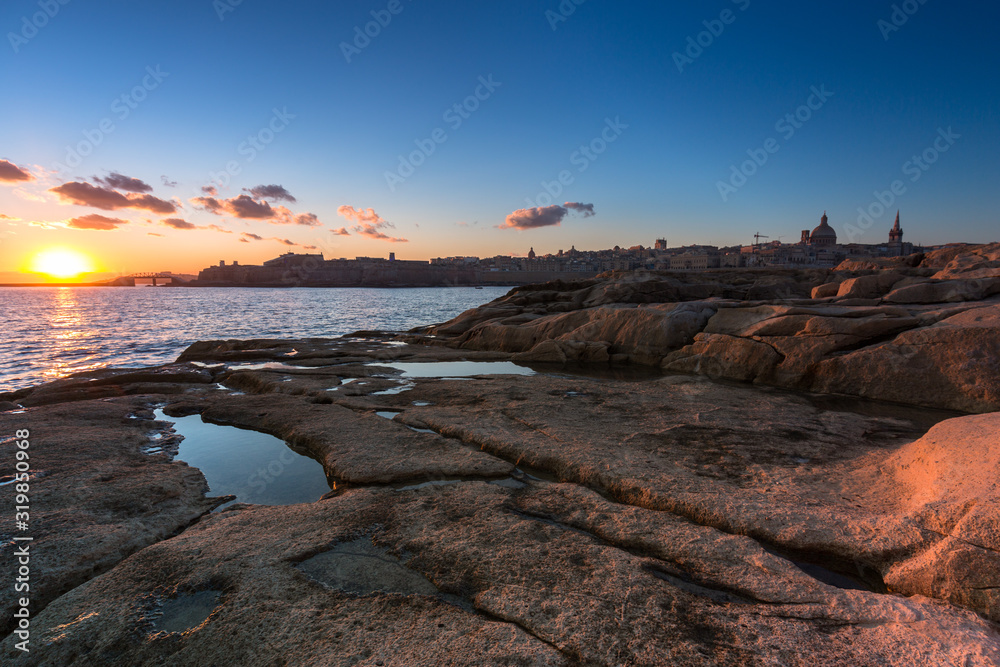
(1, 0), (997, 281)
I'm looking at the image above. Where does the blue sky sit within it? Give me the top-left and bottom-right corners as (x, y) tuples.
(1, 0), (997, 274)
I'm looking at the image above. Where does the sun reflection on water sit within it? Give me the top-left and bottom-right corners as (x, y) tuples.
(0, 286), (514, 391)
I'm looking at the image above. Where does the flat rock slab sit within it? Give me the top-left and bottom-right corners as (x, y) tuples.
(0, 398), (221, 637)
(3, 336), (1000, 665)
(4, 483), (999, 666)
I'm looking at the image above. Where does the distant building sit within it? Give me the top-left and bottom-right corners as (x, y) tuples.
(807, 212), (838, 247)
(887, 211), (905, 256)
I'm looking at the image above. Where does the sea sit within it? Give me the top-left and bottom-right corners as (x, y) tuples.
(0, 286), (512, 392)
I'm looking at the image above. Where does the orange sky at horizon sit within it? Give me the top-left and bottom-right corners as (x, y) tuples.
(0, 162), (559, 283)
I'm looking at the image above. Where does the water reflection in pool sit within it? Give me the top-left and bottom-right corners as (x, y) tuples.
(154, 409), (330, 508)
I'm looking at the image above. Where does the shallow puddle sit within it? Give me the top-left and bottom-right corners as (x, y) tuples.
(374, 361), (536, 378)
(296, 538), (441, 597)
(532, 363), (667, 382)
(226, 362), (310, 372)
(154, 409), (330, 507)
(372, 381), (416, 396)
(154, 590), (222, 634)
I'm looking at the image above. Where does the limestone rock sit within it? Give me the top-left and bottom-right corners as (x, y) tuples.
(811, 281), (840, 298)
(884, 278), (1000, 304)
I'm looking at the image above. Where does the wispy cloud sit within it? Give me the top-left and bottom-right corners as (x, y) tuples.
(337, 204), (408, 242)
(238, 231), (318, 249)
(66, 214), (129, 230)
(245, 184), (296, 202)
(12, 188), (48, 203)
(93, 172), (153, 193)
(162, 218), (197, 230)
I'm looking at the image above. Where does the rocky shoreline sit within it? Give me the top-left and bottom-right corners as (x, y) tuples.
(2, 244), (999, 665)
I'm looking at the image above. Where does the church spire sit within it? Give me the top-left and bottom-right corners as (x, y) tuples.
(889, 211), (904, 247)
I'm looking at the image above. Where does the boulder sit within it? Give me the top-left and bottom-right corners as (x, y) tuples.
(810, 303), (1000, 412)
(884, 278), (1000, 304)
(811, 281), (840, 298)
(835, 272), (904, 299)
(850, 413), (1000, 618)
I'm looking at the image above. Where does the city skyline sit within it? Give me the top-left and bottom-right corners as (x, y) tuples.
(2, 1), (998, 282)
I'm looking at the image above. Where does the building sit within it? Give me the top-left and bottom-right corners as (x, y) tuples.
(805, 212), (838, 247)
(887, 211), (905, 257)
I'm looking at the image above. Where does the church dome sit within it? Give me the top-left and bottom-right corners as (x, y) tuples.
(810, 212), (837, 245)
(811, 214), (836, 238)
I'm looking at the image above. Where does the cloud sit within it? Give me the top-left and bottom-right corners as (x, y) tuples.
(0, 214), (20, 221)
(201, 185), (218, 196)
(51, 182), (176, 214)
(500, 202), (596, 230)
(192, 195), (319, 226)
(161, 176), (177, 187)
(94, 172), (153, 193)
(337, 205), (386, 226)
(290, 211), (320, 226)
(28, 220), (65, 230)
(224, 194), (275, 219)
(0, 159), (34, 183)
(245, 184), (296, 202)
(190, 196), (224, 214)
(163, 218), (197, 230)
(13, 188), (48, 203)
(337, 205), (408, 242)
(148, 232), (164, 237)
(66, 214), (129, 231)
(355, 224), (408, 243)
(332, 227), (351, 236)
(564, 202), (595, 217)
(207, 224), (232, 234)
(238, 231), (316, 249)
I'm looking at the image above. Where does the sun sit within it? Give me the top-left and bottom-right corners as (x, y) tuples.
(29, 248), (96, 280)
